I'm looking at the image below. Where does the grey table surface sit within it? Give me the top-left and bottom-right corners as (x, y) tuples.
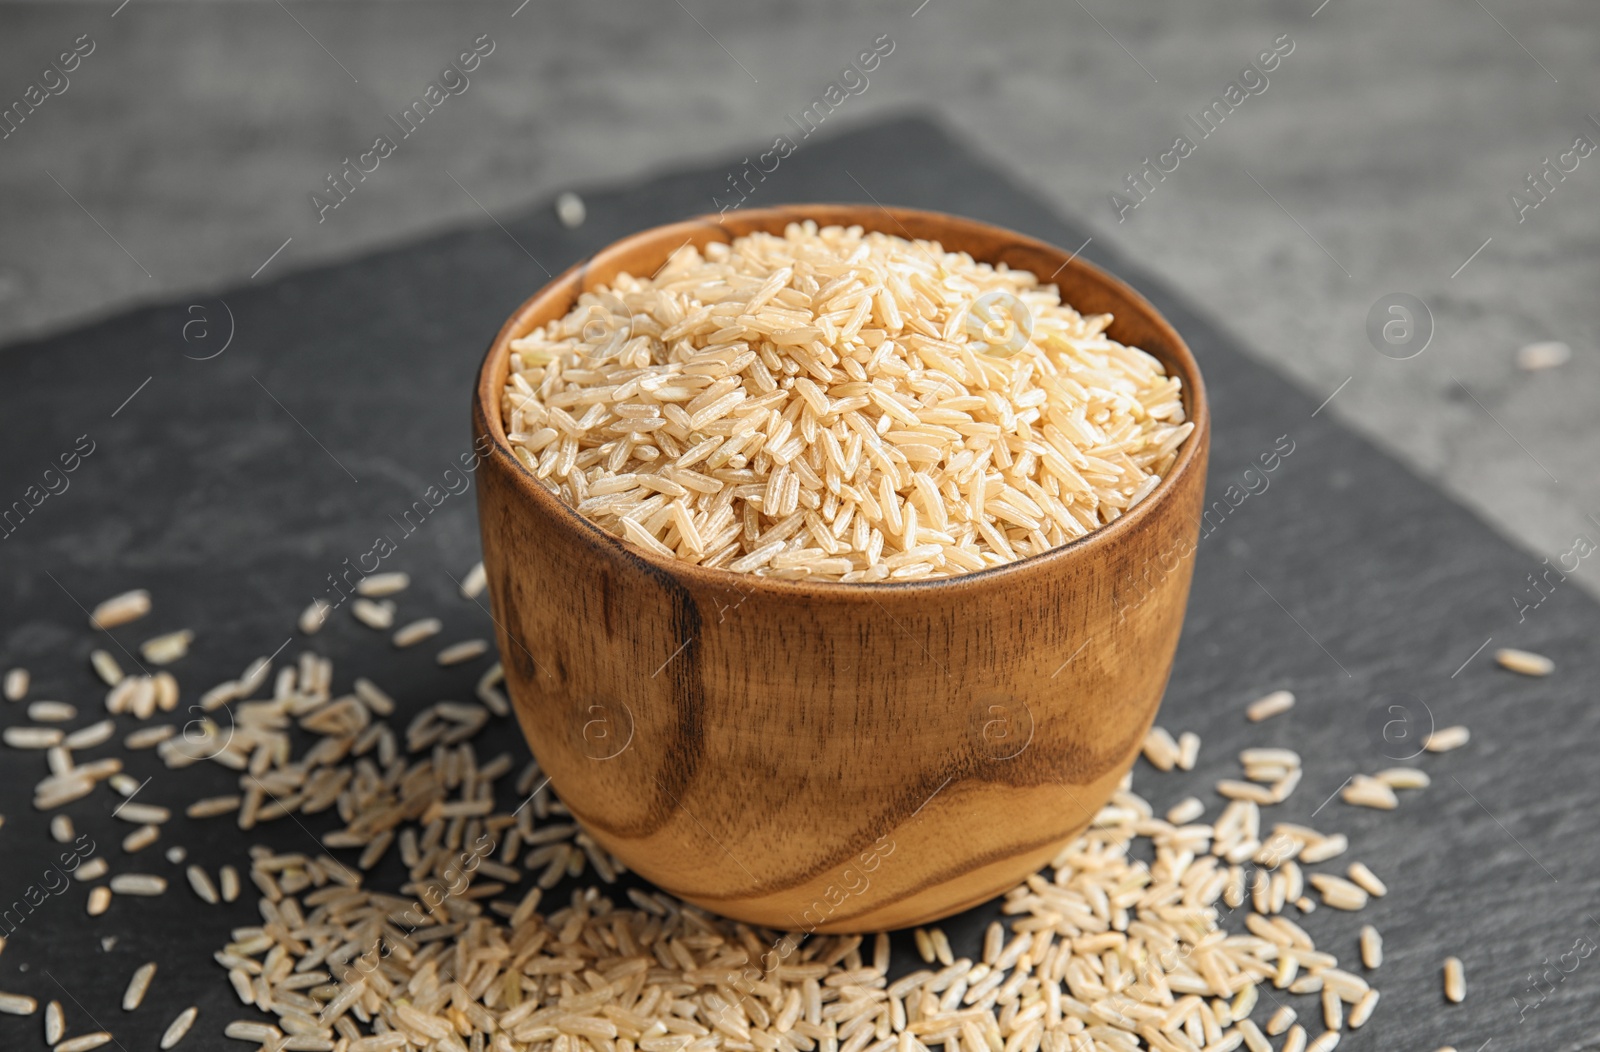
(2, 0), (1598, 605)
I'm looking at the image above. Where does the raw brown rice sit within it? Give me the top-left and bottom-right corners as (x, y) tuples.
(122, 962), (156, 1011)
(355, 572), (409, 597)
(1246, 689), (1294, 721)
(351, 598), (395, 630)
(90, 588), (150, 629)
(1424, 726), (1471, 753)
(0, 992), (34, 1015)
(391, 618), (441, 648)
(1444, 957), (1465, 1003)
(108, 873), (166, 896)
(436, 639), (489, 666)
(159, 1006), (198, 1049)
(1495, 647), (1553, 676)
(139, 629), (193, 666)
(501, 223), (1193, 581)
(45, 1000), (63, 1043)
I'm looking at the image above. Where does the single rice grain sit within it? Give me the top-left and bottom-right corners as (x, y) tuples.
(116, 803), (170, 824)
(1322, 987), (1342, 1031)
(436, 639), (489, 666)
(1495, 647), (1553, 676)
(186, 796), (241, 819)
(186, 865), (219, 904)
(1166, 796), (1205, 824)
(28, 700), (74, 722)
(64, 720), (114, 749)
(460, 561), (487, 598)
(140, 629), (193, 666)
(1444, 957), (1465, 1003)
(1347, 861), (1387, 897)
(351, 599), (395, 630)
(122, 825), (159, 853)
(1177, 731), (1201, 770)
(1424, 726), (1471, 753)
(122, 962), (156, 1010)
(392, 619), (441, 648)
(91, 589), (150, 629)
(1374, 767), (1430, 789)
(109, 873), (166, 896)
(0, 992), (34, 1015)
(125, 725), (175, 749)
(1341, 775), (1399, 810)
(6, 726), (63, 749)
(1246, 689), (1294, 721)
(1348, 988), (1379, 1028)
(89, 649), (123, 686)
(160, 1006), (198, 1049)
(1359, 925), (1382, 969)
(298, 599), (331, 635)
(356, 572), (409, 597)
(1266, 1006), (1297, 1036)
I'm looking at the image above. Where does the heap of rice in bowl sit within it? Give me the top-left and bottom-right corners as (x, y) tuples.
(500, 222), (1193, 582)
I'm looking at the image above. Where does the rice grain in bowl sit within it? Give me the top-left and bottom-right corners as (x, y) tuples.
(500, 222), (1194, 580)
(473, 205), (1209, 931)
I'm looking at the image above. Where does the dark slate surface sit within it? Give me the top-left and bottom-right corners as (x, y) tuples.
(0, 115), (1593, 1051)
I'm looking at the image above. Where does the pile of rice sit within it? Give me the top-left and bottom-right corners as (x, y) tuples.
(6, 578), (1483, 1051)
(501, 222), (1193, 581)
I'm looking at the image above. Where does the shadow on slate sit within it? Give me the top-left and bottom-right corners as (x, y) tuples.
(0, 113), (1595, 1050)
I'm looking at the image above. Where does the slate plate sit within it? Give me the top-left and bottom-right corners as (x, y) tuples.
(0, 115), (1593, 1051)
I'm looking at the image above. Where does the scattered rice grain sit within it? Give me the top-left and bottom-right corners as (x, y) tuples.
(160, 1006), (198, 1049)
(436, 639), (489, 666)
(1359, 925), (1382, 969)
(122, 961), (156, 1010)
(1495, 647), (1553, 676)
(1424, 726), (1470, 753)
(140, 629), (193, 665)
(91, 589), (151, 629)
(0, 991), (36, 1015)
(460, 560), (487, 598)
(1444, 957), (1465, 1003)
(108, 873), (167, 896)
(1347, 861), (1387, 897)
(356, 572), (409, 597)
(351, 598), (395, 630)
(392, 618), (441, 648)
(28, 700), (75, 722)
(1246, 689), (1294, 721)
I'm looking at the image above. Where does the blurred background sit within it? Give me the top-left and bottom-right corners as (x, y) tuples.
(2, 0), (1596, 594)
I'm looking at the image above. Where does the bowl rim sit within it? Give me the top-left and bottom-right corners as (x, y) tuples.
(473, 204), (1208, 596)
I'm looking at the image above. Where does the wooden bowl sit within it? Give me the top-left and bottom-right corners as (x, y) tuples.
(472, 205), (1209, 933)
